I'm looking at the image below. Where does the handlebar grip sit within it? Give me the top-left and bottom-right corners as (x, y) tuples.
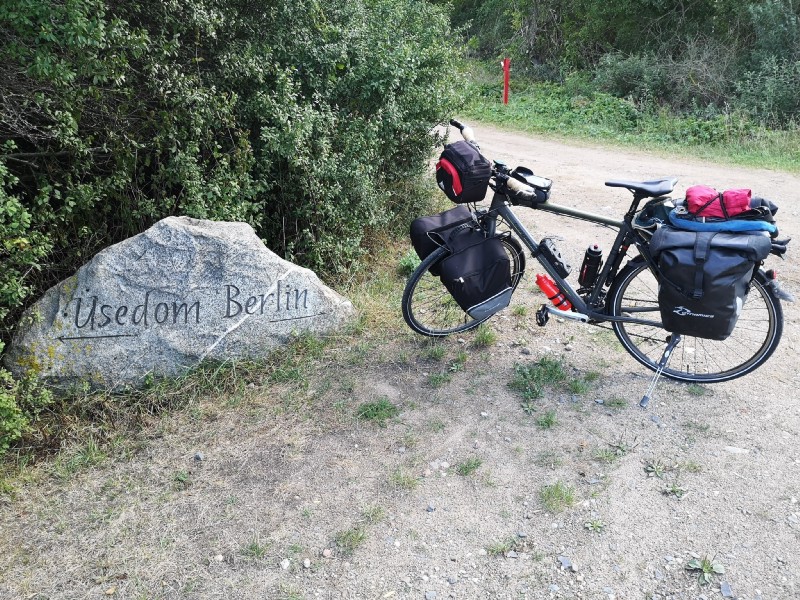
(505, 177), (536, 202)
(449, 119), (476, 144)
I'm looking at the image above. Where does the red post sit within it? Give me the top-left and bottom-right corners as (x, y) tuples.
(502, 57), (511, 104)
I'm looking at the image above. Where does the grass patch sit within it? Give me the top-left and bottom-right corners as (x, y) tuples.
(389, 467), (418, 490)
(536, 410), (558, 429)
(510, 357), (567, 400)
(356, 397), (399, 426)
(242, 535), (271, 559)
(361, 505), (386, 524)
(568, 370), (601, 395)
(486, 537), (519, 556)
(473, 323), (497, 347)
(539, 480), (576, 512)
(334, 526), (367, 556)
(455, 457), (483, 476)
(424, 343), (447, 361)
(686, 383), (707, 396)
(428, 372), (452, 388)
(512, 305), (528, 317)
(605, 396), (628, 410)
(428, 419), (446, 433)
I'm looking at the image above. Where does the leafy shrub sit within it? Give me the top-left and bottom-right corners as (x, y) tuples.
(0, 365), (52, 454)
(736, 57), (800, 126)
(594, 52), (670, 104)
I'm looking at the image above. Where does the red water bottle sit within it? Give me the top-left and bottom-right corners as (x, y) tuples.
(535, 274), (572, 311)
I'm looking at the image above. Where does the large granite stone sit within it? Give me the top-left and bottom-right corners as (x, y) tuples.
(5, 217), (355, 389)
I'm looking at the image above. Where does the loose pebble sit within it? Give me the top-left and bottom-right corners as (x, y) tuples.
(322, 549), (332, 558)
(280, 559), (290, 570)
(303, 558), (311, 569)
(194, 452), (204, 461)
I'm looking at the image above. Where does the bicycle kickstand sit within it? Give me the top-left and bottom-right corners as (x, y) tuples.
(640, 334), (682, 409)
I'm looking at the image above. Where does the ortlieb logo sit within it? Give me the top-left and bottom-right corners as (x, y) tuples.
(673, 306), (714, 319)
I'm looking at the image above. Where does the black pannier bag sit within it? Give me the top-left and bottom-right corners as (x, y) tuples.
(435, 140), (492, 204)
(410, 205), (473, 276)
(437, 225), (513, 320)
(649, 227), (772, 340)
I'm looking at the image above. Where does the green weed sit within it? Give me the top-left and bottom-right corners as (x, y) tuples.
(536, 410), (557, 429)
(584, 519), (605, 533)
(455, 457), (483, 476)
(397, 251), (421, 277)
(539, 480), (576, 512)
(334, 526), (367, 556)
(356, 397), (399, 426)
(428, 372), (452, 388)
(424, 344), (447, 361)
(362, 505), (386, 524)
(510, 357), (567, 400)
(474, 324), (497, 347)
(686, 555), (724, 585)
(389, 467), (418, 490)
(686, 383), (707, 396)
(242, 535), (271, 559)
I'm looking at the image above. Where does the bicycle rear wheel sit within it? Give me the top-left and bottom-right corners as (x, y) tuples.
(608, 259), (783, 383)
(402, 236), (525, 337)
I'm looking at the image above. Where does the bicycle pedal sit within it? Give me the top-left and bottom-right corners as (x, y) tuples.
(536, 305), (550, 327)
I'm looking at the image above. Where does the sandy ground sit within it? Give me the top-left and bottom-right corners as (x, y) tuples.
(1, 124), (799, 600)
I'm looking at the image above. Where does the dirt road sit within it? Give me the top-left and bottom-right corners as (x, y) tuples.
(1, 125), (799, 600)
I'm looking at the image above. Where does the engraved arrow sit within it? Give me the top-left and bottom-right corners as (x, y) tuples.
(57, 333), (140, 342)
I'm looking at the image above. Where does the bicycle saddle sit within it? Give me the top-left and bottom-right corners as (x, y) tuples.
(605, 177), (678, 198)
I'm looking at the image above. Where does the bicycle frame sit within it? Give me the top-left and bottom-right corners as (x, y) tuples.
(484, 191), (664, 327)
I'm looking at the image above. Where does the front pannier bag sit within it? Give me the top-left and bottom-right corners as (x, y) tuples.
(435, 140), (492, 204)
(649, 227), (772, 340)
(437, 226), (513, 320)
(410, 205), (473, 276)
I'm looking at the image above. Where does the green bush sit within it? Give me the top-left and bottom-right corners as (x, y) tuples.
(0, 363), (52, 454)
(736, 57), (800, 126)
(0, 0), (460, 457)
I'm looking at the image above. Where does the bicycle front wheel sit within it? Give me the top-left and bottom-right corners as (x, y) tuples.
(608, 259), (783, 383)
(402, 236), (526, 337)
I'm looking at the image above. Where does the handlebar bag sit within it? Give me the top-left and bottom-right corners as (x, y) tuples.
(650, 226), (771, 340)
(437, 225), (512, 320)
(410, 205), (473, 276)
(435, 140), (492, 204)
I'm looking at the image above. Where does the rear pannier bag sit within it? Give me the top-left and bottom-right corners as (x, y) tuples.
(410, 205), (473, 276)
(437, 226), (513, 320)
(649, 227), (772, 340)
(435, 140), (492, 204)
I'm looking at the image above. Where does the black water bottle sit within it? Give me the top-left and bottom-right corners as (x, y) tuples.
(578, 244), (603, 287)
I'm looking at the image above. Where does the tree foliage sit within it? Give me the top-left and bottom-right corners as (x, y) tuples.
(452, 0), (800, 123)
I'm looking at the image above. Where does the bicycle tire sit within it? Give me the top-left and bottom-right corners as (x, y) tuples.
(608, 259), (783, 383)
(402, 235), (526, 337)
